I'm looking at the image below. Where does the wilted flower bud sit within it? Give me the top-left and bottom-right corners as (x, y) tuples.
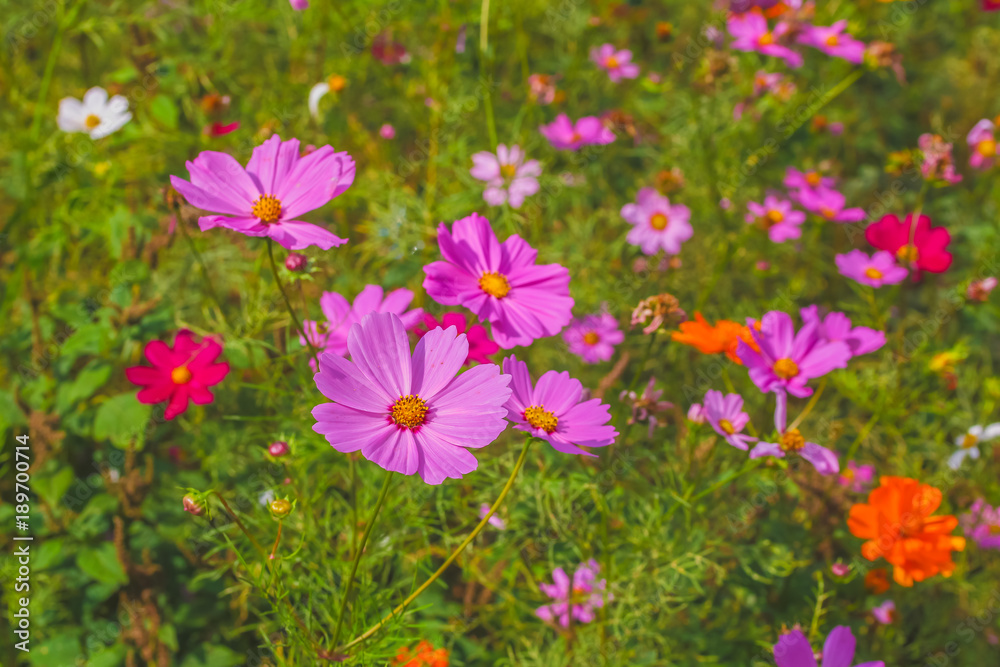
(967, 277), (997, 302)
(631, 294), (686, 335)
(183, 491), (208, 517)
(269, 497), (293, 519)
(268, 440), (290, 457)
(285, 253), (307, 272)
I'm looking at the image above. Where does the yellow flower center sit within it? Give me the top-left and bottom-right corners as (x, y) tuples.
(864, 267), (883, 280)
(718, 419), (735, 435)
(500, 163), (518, 179)
(820, 207), (836, 220)
(252, 194), (283, 223)
(825, 34), (839, 47)
(571, 132), (582, 144)
(842, 468), (855, 481)
(171, 366), (193, 384)
(779, 428), (806, 452)
(978, 139), (997, 157)
(650, 213), (669, 230)
(774, 357), (799, 379)
(961, 433), (979, 449)
(583, 331), (600, 346)
(766, 209), (784, 224)
(479, 271), (511, 298)
(896, 244), (919, 264)
(758, 32), (774, 46)
(85, 114), (102, 129)
(605, 55), (620, 69)
(524, 405), (558, 433)
(391, 395), (428, 429)
(805, 172), (822, 186)
(327, 74), (346, 92)
(989, 525), (1000, 535)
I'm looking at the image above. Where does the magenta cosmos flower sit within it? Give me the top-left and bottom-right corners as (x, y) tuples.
(838, 461), (876, 492)
(562, 312), (623, 364)
(539, 114), (615, 151)
(872, 600), (896, 625)
(590, 44), (640, 81)
(738, 310), (851, 398)
(745, 195), (806, 243)
(289, 0), (308, 8)
(470, 144), (541, 209)
(702, 390), (757, 450)
(125, 330), (230, 420)
(302, 284), (423, 358)
(414, 312), (499, 365)
(620, 188), (693, 256)
(797, 21), (866, 64)
(170, 135), (355, 250)
(502, 356), (617, 456)
(784, 167), (835, 192)
(751, 392), (839, 474)
(967, 119), (997, 170)
(423, 213), (573, 349)
(773, 626), (884, 667)
(960, 498), (1000, 550)
(835, 250), (908, 288)
(800, 306), (885, 359)
(311, 312), (511, 485)
(727, 12), (803, 68)
(795, 186), (865, 223)
(536, 559), (610, 628)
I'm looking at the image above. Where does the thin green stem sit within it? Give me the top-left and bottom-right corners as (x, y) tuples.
(266, 238), (318, 363)
(330, 470), (395, 650)
(269, 521), (283, 561)
(480, 0), (498, 150)
(179, 214), (230, 329)
(337, 437), (533, 654)
(210, 490), (265, 555)
(788, 378), (827, 431)
(30, 1), (85, 143)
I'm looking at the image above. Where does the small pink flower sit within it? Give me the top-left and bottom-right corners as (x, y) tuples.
(784, 166), (835, 192)
(795, 186), (865, 223)
(727, 12), (803, 68)
(479, 503), (506, 530)
(967, 119), (997, 170)
(753, 70), (785, 96)
(536, 560), (611, 628)
(285, 252), (307, 272)
(750, 392), (840, 475)
(289, 0), (308, 8)
(837, 460), (875, 492)
(967, 277), (998, 302)
(620, 188), (693, 256)
(835, 250), (908, 288)
(563, 312), (624, 364)
(539, 114), (615, 151)
(831, 562), (850, 577)
(528, 74), (558, 105)
(918, 133), (963, 185)
(268, 441), (290, 457)
(204, 121), (240, 136)
(797, 20), (866, 64)
(745, 195), (806, 243)
(470, 144), (541, 209)
(590, 44), (640, 81)
(872, 600), (897, 625)
(687, 403), (706, 424)
(379, 124), (396, 139)
(702, 390), (757, 450)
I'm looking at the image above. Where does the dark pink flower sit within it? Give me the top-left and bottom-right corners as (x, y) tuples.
(590, 44), (640, 81)
(302, 285), (423, 358)
(727, 12), (803, 68)
(413, 312), (499, 365)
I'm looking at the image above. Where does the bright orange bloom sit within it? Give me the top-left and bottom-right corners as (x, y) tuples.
(848, 476), (965, 587)
(864, 568), (890, 594)
(393, 641), (449, 667)
(670, 312), (758, 364)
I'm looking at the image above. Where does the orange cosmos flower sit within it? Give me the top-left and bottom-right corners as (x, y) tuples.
(393, 641), (449, 667)
(848, 476), (965, 587)
(671, 312), (758, 363)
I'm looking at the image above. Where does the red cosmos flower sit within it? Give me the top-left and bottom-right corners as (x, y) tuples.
(984, 0), (1000, 11)
(204, 121), (240, 136)
(864, 213), (952, 274)
(413, 312), (499, 365)
(125, 330), (229, 420)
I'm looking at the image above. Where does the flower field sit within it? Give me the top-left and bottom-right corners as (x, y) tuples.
(2, 1), (1000, 665)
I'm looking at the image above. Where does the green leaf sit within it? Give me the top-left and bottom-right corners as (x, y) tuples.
(0, 389), (27, 438)
(93, 393), (151, 449)
(29, 633), (81, 666)
(57, 362), (112, 412)
(150, 94), (179, 129)
(33, 466), (75, 508)
(3, 150), (28, 200)
(76, 543), (128, 587)
(34, 538), (66, 571)
(86, 643), (127, 667)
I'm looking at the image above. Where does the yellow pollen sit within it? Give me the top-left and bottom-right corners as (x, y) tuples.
(500, 163), (518, 179)
(820, 207), (836, 220)
(766, 209), (784, 224)
(252, 194), (283, 223)
(779, 428), (806, 452)
(583, 331), (600, 346)
(718, 419), (735, 435)
(605, 55), (620, 69)
(805, 172), (822, 186)
(842, 468), (855, 481)
(774, 358), (799, 379)
(479, 271), (511, 298)
(758, 32), (774, 46)
(84, 114), (101, 129)
(650, 213), (669, 230)
(825, 34), (839, 47)
(896, 244), (919, 264)
(961, 433), (979, 449)
(171, 366), (193, 384)
(978, 139), (997, 157)
(524, 405), (558, 433)
(864, 267), (883, 280)
(391, 394), (428, 429)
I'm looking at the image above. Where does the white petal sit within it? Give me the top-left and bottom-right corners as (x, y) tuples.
(308, 82), (330, 119)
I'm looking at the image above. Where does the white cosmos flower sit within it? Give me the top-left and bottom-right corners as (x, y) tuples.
(948, 423), (1000, 470)
(57, 87), (131, 139)
(308, 75), (345, 119)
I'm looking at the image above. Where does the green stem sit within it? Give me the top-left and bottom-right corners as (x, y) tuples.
(480, 0), (498, 150)
(266, 238), (318, 363)
(210, 490), (265, 555)
(788, 378), (827, 431)
(29, 0), (85, 143)
(330, 470), (395, 650)
(337, 437), (533, 654)
(179, 214), (230, 329)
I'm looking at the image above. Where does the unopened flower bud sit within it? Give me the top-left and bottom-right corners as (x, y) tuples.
(183, 491), (208, 516)
(285, 253), (307, 272)
(268, 441), (290, 457)
(269, 497), (293, 519)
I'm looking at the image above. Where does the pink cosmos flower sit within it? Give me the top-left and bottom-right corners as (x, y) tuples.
(125, 330), (230, 420)
(960, 498), (1000, 550)
(170, 135), (355, 250)
(918, 133), (963, 185)
(528, 74), (558, 105)
(423, 213), (573, 349)
(590, 44), (640, 81)
(379, 124), (396, 139)
(754, 70), (786, 95)
(620, 188), (693, 256)
(865, 213), (952, 275)
(414, 312), (499, 365)
(727, 12), (803, 68)
(470, 144), (542, 209)
(967, 277), (998, 302)
(872, 600), (896, 625)
(687, 403), (706, 424)
(620, 377), (674, 437)
(967, 119), (997, 170)
(784, 167), (835, 192)
(301, 285), (423, 359)
(795, 186), (865, 223)
(539, 114), (615, 151)
(502, 355), (617, 457)
(746, 195), (806, 243)
(289, 0), (308, 8)
(311, 312), (512, 485)
(702, 390), (757, 451)
(831, 562), (850, 577)
(479, 503), (506, 530)
(751, 392), (839, 474)
(838, 461), (876, 492)
(800, 306), (885, 359)
(563, 312), (624, 363)
(738, 310), (852, 398)
(536, 559), (611, 628)
(774, 626), (885, 667)
(797, 21), (866, 64)
(835, 250), (909, 288)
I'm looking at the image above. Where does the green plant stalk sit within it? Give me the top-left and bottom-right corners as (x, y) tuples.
(330, 469), (395, 650)
(337, 437), (533, 654)
(210, 490), (265, 555)
(266, 238), (319, 364)
(179, 213), (230, 329)
(788, 378), (827, 432)
(480, 0), (498, 150)
(29, 0), (85, 143)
